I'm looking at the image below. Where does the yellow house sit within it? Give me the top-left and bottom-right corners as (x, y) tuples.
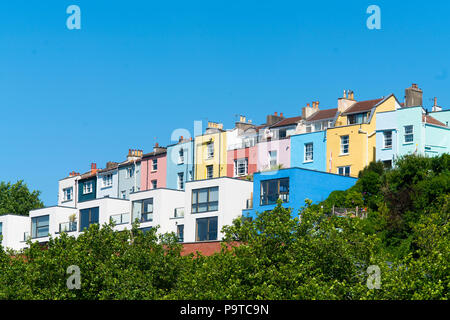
(326, 94), (400, 177)
(194, 122), (228, 180)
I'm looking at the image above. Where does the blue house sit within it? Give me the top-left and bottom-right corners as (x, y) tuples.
(243, 167), (357, 219)
(290, 131), (327, 172)
(166, 138), (195, 190)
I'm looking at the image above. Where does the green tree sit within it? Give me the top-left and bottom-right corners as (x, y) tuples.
(0, 181), (44, 216)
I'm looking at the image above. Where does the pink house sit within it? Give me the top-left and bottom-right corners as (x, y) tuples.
(141, 143), (167, 191)
(257, 138), (291, 172)
(226, 145), (258, 178)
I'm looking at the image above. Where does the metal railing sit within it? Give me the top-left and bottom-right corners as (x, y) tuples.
(110, 213), (131, 225)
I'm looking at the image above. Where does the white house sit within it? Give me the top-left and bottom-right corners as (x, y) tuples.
(0, 214), (31, 251)
(183, 177), (253, 243)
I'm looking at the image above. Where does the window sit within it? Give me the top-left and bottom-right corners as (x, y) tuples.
(177, 225), (184, 242)
(192, 186), (219, 213)
(383, 160), (392, 169)
(269, 150), (277, 167)
(206, 165), (214, 179)
(178, 149), (184, 164)
(83, 181), (93, 194)
(234, 158), (248, 177)
(196, 217), (218, 241)
(306, 124), (312, 133)
(80, 207), (99, 231)
(152, 159), (158, 171)
(151, 180), (157, 189)
(0, 222), (2, 237)
(121, 190), (126, 199)
(340, 135), (349, 155)
(313, 122), (322, 132)
(206, 142), (214, 159)
(63, 187), (73, 201)
(31, 215), (49, 238)
(404, 125), (414, 143)
(304, 143), (313, 162)
(260, 178), (289, 205)
(140, 227), (152, 234)
(384, 131), (393, 149)
(178, 172), (184, 190)
(110, 213), (130, 225)
(279, 129), (287, 139)
(348, 112), (368, 125)
(132, 198), (153, 222)
(174, 207), (184, 218)
(127, 167), (134, 178)
(338, 166), (351, 177)
(102, 174), (113, 187)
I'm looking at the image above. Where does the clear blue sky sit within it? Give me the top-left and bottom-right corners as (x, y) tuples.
(0, 0), (449, 205)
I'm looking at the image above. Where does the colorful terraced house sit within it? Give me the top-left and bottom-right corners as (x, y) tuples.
(326, 90), (401, 177)
(194, 122), (228, 180)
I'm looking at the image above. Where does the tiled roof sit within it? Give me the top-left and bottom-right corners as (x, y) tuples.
(423, 115), (447, 127)
(142, 148), (167, 159)
(270, 116), (303, 128)
(307, 108), (338, 121)
(79, 171), (97, 180)
(98, 163), (119, 173)
(343, 98), (384, 115)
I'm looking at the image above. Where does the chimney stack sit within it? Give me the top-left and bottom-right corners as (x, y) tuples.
(90, 163), (98, 174)
(302, 103), (316, 119)
(405, 83), (423, 107)
(432, 97), (442, 112)
(338, 89), (357, 112)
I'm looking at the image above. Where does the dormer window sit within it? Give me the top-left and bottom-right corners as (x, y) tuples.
(347, 112), (368, 125)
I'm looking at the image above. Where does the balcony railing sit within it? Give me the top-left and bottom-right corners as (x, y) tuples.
(260, 193), (289, 206)
(59, 221), (77, 233)
(110, 213), (130, 225)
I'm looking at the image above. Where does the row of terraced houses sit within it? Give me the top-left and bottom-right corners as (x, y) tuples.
(1, 84), (449, 251)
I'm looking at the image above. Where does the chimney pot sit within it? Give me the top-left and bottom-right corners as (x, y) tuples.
(274, 112), (278, 116)
(280, 112), (284, 117)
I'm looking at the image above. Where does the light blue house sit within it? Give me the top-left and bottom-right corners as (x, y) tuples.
(290, 107), (339, 172)
(243, 167), (357, 219)
(430, 109), (450, 127)
(118, 150), (143, 200)
(96, 162), (119, 199)
(376, 106), (449, 166)
(290, 131), (327, 172)
(166, 138), (195, 190)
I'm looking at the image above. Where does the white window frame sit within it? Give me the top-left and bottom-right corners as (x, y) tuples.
(338, 166), (351, 176)
(304, 143), (314, 162)
(269, 150), (277, 167)
(178, 149), (184, 164)
(152, 159), (158, 171)
(234, 158), (248, 177)
(83, 181), (93, 194)
(404, 125), (414, 143)
(384, 131), (393, 149)
(127, 167), (134, 178)
(178, 172), (184, 190)
(340, 135), (349, 155)
(63, 187), (73, 201)
(206, 165), (214, 179)
(102, 174), (113, 187)
(151, 180), (157, 189)
(206, 142), (214, 159)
